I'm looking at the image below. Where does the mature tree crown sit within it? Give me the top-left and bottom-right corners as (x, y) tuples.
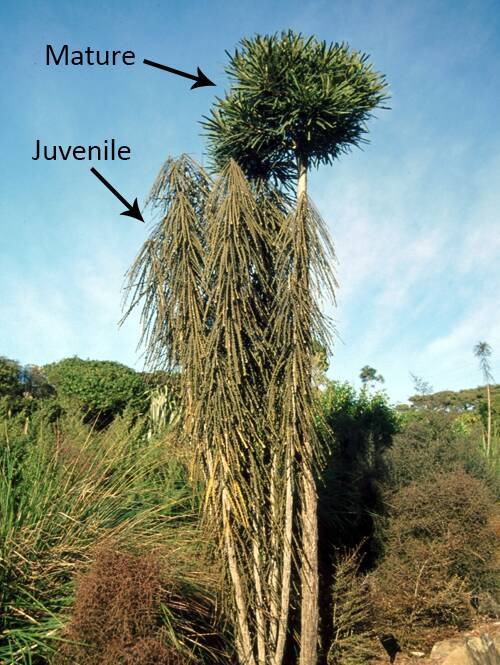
(203, 30), (389, 190)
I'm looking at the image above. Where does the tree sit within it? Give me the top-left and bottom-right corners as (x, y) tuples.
(124, 155), (283, 665)
(203, 31), (389, 196)
(409, 372), (433, 396)
(473, 341), (494, 455)
(360, 365), (385, 389)
(125, 31), (388, 665)
(204, 31), (388, 665)
(0, 357), (22, 398)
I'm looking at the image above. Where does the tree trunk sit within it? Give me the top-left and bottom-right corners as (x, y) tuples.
(222, 487), (256, 665)
(272, 451), (294, 665)
(300, 464), (319, 665)
(297, 158), (308, 200)
(486, 382), (492, 457)
(296, 154), (319, 665)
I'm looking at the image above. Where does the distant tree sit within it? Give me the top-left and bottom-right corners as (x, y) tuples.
(474, 341), (494, 455)
(0, 357), (22, 398)
(360, 365), (384, 389)
(410, 372), (433, 396)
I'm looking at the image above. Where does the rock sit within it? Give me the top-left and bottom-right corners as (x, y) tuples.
(431, 638), (465, 659)
(440, 634), (500, 665)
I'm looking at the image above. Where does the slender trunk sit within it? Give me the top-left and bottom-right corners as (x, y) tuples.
(272, 450), (294, 665)
(297, 158), (308, 200)
(296, 154), (319, 665)
(299, 463), (319, 665)
(252, 518), (267, 665)
(222, 487), (256, 665)
(269, 454), (279, 650)
(486, 382), (492, 457)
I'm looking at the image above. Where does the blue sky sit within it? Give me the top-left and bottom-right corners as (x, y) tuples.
(1, 0), (499, 404)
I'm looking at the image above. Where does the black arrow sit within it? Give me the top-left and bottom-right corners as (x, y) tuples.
(143, 58), (215, 89)
(90, 167), (144, 223)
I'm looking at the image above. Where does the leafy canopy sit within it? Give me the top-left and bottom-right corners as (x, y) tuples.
(0, 356), (22, 398)
(203, 30), (389, 189)
(44, 357), (147, 423)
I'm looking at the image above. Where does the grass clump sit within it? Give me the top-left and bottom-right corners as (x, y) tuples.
(0, 413), (206, 664)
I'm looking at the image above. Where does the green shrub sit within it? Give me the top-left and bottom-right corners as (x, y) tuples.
(44, 358), (148, 427)
(317, 381), (398, 567)
(386, 410), (496, 493)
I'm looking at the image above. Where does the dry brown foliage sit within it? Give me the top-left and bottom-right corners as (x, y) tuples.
(54, 547), (195, 665)
(368, 471), (499, 650)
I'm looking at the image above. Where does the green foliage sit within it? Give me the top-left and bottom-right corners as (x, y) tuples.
(406, 383), (500, 414)
(359, 365), (384, 386)
(317, 381), (398, 565)
(44, 357), (148, 426)
(203, 30), (389, 190)
(0, 359), (55, 422)
(386, 410), (496, 493)
(0, 357), (23, 398)
(400, 381), (500, 481)
(0, 357), (24, 420)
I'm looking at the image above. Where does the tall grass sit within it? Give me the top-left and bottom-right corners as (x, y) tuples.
(0, 413), (212, 664)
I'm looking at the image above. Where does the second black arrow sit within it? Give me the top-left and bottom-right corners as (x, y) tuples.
(91, 167), (144, 223)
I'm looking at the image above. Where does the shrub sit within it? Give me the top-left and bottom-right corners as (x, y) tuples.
(386, 410), (496, 493)
(318, 381), (398, 568)
(55, 547), (189, 664)
(44, 357), (148, 426)
(55, 545), (228, 665)
(369, 470), (498, 649)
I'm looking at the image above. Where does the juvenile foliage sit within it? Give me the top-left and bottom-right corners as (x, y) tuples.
(123, 157), (338, 665)
(327, 550), (376, 665)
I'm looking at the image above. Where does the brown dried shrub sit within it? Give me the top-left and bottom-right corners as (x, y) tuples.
(54, 546), (193, 665)
(368, 470), (499, 650)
